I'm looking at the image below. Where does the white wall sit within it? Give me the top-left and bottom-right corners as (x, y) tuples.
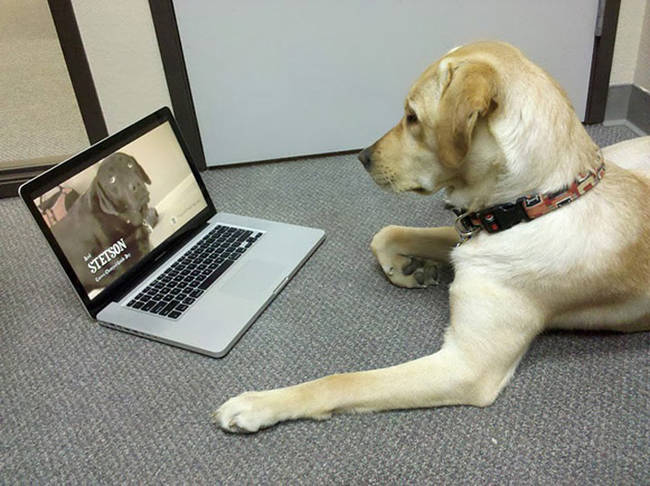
(71, 0), (172, 134)
(610, 0), (650, 90)
(634, 0), (650, 90)
(175, 0), (599, 166)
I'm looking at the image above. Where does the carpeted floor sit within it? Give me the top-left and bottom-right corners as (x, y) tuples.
(1, 124), (648, 484)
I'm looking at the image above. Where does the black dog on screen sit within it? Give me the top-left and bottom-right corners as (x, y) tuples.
(51, 152), (159, 291)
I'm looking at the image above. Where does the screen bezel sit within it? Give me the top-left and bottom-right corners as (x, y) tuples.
(19, 107), (216, 318)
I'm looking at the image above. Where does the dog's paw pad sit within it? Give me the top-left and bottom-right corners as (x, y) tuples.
(401, 257), (439, 287)
(212, 392), (278, 434)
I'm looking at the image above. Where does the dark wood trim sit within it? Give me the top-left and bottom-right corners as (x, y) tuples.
(47, 0), (107, 143)
(585, 0), (621, 124)
(149, 0), (207, 170)
(0, 164), (54, 198)
(0, 154), (70, 197)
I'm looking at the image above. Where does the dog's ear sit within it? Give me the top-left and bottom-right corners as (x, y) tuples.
(132, 159), (151, 185)
(91, 180), (120, 216)
(121, 153), (151, 185)
(435, 61), (498, 167)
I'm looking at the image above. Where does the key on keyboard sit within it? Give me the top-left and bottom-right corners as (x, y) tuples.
(125, 224), (263, 319)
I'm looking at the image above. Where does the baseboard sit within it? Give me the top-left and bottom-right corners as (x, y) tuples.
(0, 154), (71, 199)
(627, 84), (650, 135)
(605, 84), (650, 135)
(602, 119), (647, 137)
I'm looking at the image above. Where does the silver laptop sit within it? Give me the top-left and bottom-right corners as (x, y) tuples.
(20, 107), (325, 357)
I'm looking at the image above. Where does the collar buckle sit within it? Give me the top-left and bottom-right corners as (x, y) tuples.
(479, 197), (530, 233)
(454, 212), (481, 244)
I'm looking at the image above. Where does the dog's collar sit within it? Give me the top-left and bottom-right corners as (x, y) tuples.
(451, 162), (606, 244)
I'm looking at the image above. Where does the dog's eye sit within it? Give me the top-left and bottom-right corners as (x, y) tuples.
(406, 113), (418, 124)
(109, 175), (116, 184)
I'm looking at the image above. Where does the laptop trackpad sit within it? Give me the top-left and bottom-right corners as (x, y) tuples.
(219, 259), (288, 299)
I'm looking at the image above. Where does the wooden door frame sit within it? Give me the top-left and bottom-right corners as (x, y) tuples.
(585, 0), (621, 123)
(148, 0), (206, 171)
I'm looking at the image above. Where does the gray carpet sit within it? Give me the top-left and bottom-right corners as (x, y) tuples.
(1, 124), (648, 484)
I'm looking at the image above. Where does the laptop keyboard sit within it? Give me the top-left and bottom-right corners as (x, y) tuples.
(126, 225), (263, 320)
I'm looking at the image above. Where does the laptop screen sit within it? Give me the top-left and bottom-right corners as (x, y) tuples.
(32, 121), (208, 300)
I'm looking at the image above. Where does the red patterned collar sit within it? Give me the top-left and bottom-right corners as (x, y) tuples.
(453, 163), (606, 243)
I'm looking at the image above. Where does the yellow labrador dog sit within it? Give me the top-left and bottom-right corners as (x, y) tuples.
(214, 41), (650, 433)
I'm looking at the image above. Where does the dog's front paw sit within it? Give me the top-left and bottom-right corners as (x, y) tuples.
(212, 391), (283, 433)
(371, 226), (439, 288)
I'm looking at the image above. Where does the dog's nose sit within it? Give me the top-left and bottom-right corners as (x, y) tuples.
(358, 147), (372, 169)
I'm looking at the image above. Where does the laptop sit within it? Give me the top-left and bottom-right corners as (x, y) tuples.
(20, 107), (325, 357)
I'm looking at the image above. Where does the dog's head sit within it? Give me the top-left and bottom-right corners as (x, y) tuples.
(91, 152), (152, 226)
(359, 44), (505, 203)
(360, 41), (601, 210)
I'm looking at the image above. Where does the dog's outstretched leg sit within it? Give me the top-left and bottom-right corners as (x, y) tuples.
(213, 279), (543, 433)
(371, 225), (459, 288)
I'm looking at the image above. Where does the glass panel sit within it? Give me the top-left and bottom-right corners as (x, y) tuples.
(0, 0), (88, 170)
